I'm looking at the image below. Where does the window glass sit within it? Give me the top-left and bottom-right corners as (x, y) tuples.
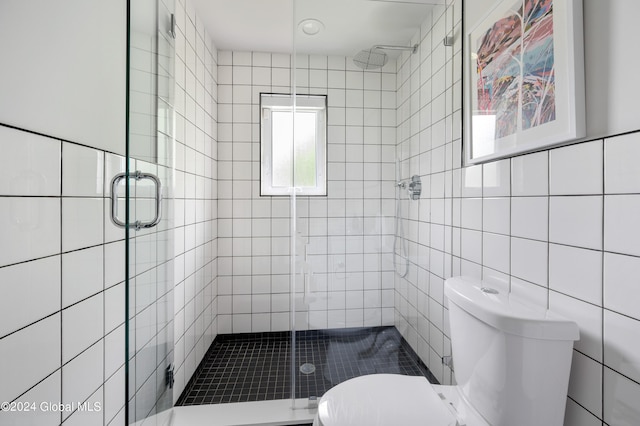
(260, 94), (326, 196)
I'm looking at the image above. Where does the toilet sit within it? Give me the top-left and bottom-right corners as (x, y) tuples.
(313, 276), (580, 426)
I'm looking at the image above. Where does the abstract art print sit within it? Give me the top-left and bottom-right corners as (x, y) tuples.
(465, 0), (585, 164)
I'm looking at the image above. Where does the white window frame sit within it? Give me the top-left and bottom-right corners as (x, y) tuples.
(260, 93), (327, 196)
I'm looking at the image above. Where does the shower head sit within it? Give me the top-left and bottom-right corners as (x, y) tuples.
(353, 48), (388, 70)
(353, 43), (419, 70)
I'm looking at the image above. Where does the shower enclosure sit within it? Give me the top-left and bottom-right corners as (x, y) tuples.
(126, 0), (459, 423)
(290, 0), (460, 404)
(290, 0), (453, 370)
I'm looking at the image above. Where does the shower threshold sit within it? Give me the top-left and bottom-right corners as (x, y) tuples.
(171, 399), (316, 426)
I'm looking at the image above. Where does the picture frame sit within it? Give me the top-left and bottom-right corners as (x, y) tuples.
(464, 0), (586, 164)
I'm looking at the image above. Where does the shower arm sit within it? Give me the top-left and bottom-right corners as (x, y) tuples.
(373, 44), (419, 54)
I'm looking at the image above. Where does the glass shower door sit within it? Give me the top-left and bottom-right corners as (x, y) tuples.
(124, 0), (176, 423)
(289, 0), (447, 407)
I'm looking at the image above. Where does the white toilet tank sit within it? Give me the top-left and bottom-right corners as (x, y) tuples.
(445, 276), (579, 426)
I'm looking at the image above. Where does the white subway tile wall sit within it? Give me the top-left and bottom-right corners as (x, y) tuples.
(604, 132), (640, 194)
(549, 139), (603, 195)
(394, 1), (640, 425)
(394, 2), (452, 382)
(168, 1), (218, 402)
(215, 45), (396, 333)
(0, 126), (61, 196)
(0, 136), (119, 424)
(0, 0), (218, 423)
(170, 0), (218, 403)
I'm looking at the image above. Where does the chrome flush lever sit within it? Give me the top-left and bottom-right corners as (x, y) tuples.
(110, 171), (162, 231)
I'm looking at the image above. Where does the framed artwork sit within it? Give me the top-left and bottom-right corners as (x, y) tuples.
(464, 0), (586, 164)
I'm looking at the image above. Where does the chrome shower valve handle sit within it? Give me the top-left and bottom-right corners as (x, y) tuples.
(408, 175), (421, 200)
(397, 175), (422, 200)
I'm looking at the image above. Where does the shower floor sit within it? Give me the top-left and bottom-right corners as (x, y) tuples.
(176, 326), (437, 406)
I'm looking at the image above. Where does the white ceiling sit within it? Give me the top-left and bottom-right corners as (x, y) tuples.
(191, 0), (443, 57)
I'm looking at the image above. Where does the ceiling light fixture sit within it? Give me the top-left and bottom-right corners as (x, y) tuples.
(298, 18), (324, 36)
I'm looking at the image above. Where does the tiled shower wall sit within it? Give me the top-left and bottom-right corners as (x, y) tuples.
(0, 0), (218, 424)
(395, 1), (640, 425)
(394, 2), (458, 385)
(216, 51), (397, 333)
(169, 0), (219, 404)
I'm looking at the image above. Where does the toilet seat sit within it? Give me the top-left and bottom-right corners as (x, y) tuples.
(314, 374), (478, 426)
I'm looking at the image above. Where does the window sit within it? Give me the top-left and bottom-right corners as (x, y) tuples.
(260, 93), (327, 196)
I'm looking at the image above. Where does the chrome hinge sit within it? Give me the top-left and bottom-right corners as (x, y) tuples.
(169, 14), (177, 39)
(442, 355), (454, 370)
(166, 364), (175, 389)
(308, 396), (318, 409)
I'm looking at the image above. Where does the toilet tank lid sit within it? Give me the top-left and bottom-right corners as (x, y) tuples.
(445, 276), (579, 341)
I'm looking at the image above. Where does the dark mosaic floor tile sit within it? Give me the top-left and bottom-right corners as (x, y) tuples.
(176, 326), (438, 406)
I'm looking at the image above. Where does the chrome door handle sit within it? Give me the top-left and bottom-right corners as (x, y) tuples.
(110, 173), (127, 228)
(110, 170), (163, 231)
(136, 171), (162, 230)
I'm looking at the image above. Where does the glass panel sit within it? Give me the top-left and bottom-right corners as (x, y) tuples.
(292, 0), (451, 408)
(127, 0), (175, 423)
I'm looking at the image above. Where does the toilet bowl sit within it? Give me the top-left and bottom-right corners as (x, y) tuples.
(312, 373), (487, 426)
(313, 276), (580, 426)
